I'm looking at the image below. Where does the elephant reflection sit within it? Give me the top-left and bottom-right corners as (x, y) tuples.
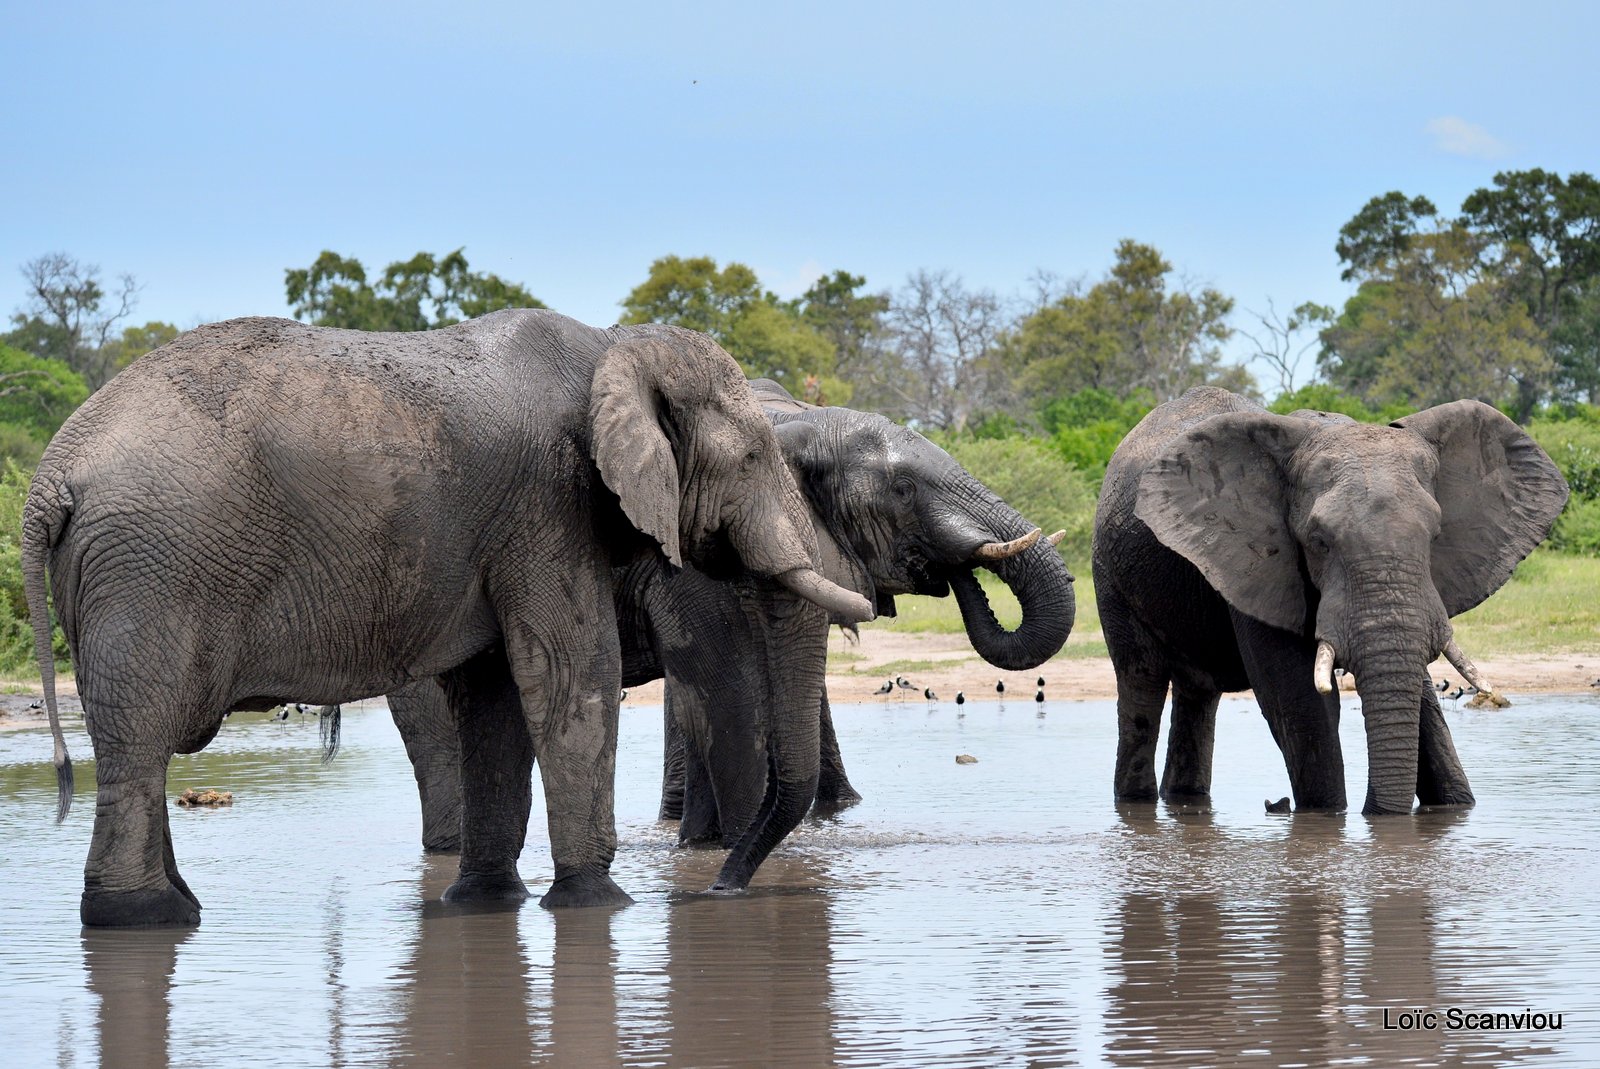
(1102, 809), (1556, 1066)
(385, 854), (841, 1065)
(81, 930), (189, 1069)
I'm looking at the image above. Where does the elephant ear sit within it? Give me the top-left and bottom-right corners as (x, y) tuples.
(1133, 412), (1314, 633)
(1394, 400), (1570, 616)
(589, 337), (684, 568)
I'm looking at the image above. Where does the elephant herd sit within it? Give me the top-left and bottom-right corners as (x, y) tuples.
(23, 309), (1569, 928)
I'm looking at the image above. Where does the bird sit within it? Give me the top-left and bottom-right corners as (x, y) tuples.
(1265, 797), (1292, 813)
(1036, 676), (1046, 688)
(26, 701), (41, 710)
(619, 689), (628, 702)
(955, 692), (966, 705)
(1446, 687), (1465, 702)
(1590, 678), (1600, 688)
(1434, 678), (1451, 692)
(275, 707), (290, 721)
(873, 680), (894, 696)
(1034, 689), (1045, 703)
(896, 676), (916, 692)
(294, 702), (309, 715)
(995, 680), (1005, 694)
(924, 687), (938, 700)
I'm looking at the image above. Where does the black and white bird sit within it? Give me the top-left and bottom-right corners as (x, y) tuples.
(995, 680), (1006, 695)
(873, 680), (895, 696)
(1434, 678), (1451, 693)
(924, 687), (938, 701)
(1036, 676), (1046, 688)
(896, 676), (917, 694)
(955, 692), (966, 705)
(1034, 689), (1045, 703)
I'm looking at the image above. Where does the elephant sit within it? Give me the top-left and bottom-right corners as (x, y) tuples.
(387, 379), (1079, 872)
(1093, 386), (1568, 815)
(23, 308), (872, 927)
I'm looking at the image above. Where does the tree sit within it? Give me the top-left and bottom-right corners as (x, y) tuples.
(996, 240), (1248, 415)
(1319, 223), (1552, 413)
(0, 344), (91, 464)
(97, 321), (181, 379)
(1334, 192), (1439, 282)
(797, 271), (892, 401)
(1238, 299), (1335, 398)
(5, 253), (140, 389)
(619, 256), (845, 403)
(876, 270), (1007, 430)
(284, 248), (544, 332)
(1460, 169), (1600, 402)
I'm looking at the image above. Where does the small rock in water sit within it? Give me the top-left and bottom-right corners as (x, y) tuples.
(955, 754), (978, 765)
(175, 788), (233, 808)
(1265, 796), (1291, 814)
(1465, 690), (1512, 709)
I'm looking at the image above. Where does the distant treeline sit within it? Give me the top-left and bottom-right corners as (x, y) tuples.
(0, 169), (1596, 670)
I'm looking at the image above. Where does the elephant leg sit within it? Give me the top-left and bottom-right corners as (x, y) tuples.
(504, 615), (633, 910)
(677, 731), (724, 847)
(1160, 681), (1220, 802)
(1102, 581), (1168, 802)
(440, 648), (533, 904)
(81, 742), (200, 928)
(390, 682), (465, 854)
(813, 690), (861, 811)
(1230, 609), (1347, 811)
(659, 701), (686, 822)
(1416, 683), (1474, 807)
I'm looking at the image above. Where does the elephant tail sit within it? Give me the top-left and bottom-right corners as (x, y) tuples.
(21, 477), (73, 822)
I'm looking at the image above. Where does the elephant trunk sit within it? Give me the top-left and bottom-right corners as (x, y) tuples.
(711, 587), (827, 892)
(946, 505), (1076, 672)
(1335, 569), (1446, 815)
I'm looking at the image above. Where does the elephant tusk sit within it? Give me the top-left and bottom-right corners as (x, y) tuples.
(775, 567), (875, 623)
(972, 527), (1042, 561)
(1313, 641), (1336, 694)
(1442, 637), (1494, 698)
(1046, 530), (1067, 547)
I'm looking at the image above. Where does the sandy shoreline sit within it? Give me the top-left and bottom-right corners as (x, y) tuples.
(2, 629), (1596, 732)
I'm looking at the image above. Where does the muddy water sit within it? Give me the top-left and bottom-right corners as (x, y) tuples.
(2, 693), (1598, 1067)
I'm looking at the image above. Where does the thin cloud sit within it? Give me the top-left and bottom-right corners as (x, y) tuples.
(1426, 116), (1509, 159)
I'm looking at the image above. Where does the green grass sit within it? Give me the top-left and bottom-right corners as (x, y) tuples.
(863, 551), (1597, 660)
(866, 572), (1103, 640)
(1451, 551), (1600, 655)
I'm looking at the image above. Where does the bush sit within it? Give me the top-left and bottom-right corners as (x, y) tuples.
(938, 436), (1099, 565)
(1549, 496), (1600, 556)
(1040, 388), (1154, 483)
(1528, 419), (1600, 501)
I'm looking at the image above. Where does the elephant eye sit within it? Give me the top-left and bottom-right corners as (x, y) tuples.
(892, 478), (916, 501)
(741, 447), (762, 471)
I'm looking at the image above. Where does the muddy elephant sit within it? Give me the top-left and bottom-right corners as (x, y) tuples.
(389, 379), (1078, 874)
(1094, 387), (1567, 814)
(24, 309), (871, 927)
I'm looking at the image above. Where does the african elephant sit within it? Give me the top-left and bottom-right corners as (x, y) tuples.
(1093, 386), (1567, 815)
(24, 309), (871, 927)
(387, 380), (1079, 867)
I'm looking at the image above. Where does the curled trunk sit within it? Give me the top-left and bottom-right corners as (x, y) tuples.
(949, 534), (1076, 672)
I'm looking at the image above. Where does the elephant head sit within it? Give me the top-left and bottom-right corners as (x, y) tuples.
(759, 382), (1076, 671)
(589, 328), (872, 624)
(1133, 397), (1568, 813)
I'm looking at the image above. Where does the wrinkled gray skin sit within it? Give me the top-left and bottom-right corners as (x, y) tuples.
(389, 380), (1079, 868)
(23, 309), (872, 927)
(1094, 387), (1569, 815)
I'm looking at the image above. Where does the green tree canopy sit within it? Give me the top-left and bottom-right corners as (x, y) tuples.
(284, 249), (544, 331)
(996, 240), (1249, 417)
(0, 344), (91, 464)
(619, 255), (846, 403)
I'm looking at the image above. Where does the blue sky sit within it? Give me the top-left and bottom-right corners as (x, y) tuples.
(3, 1), (1596, 386)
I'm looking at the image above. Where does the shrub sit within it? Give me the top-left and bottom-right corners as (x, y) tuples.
(938, 436), (1099, 565)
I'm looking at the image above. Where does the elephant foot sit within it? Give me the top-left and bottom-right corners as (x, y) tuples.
(443, 871), (529, 903)
(676, 826), (726, 849)
(1159, 786), (1212, 805)
(539, 868), (633, 909)
(81, 885), (202, 929)
(422, 835), (463, 855)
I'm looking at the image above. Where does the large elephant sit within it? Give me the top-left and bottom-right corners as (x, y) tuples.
(24, 309), (871, 927)
(1093, 387), (1567, 815)
(389, 380), (1079, 876)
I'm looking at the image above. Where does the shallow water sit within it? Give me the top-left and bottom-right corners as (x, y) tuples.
(2, 692), (1598, 1067)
